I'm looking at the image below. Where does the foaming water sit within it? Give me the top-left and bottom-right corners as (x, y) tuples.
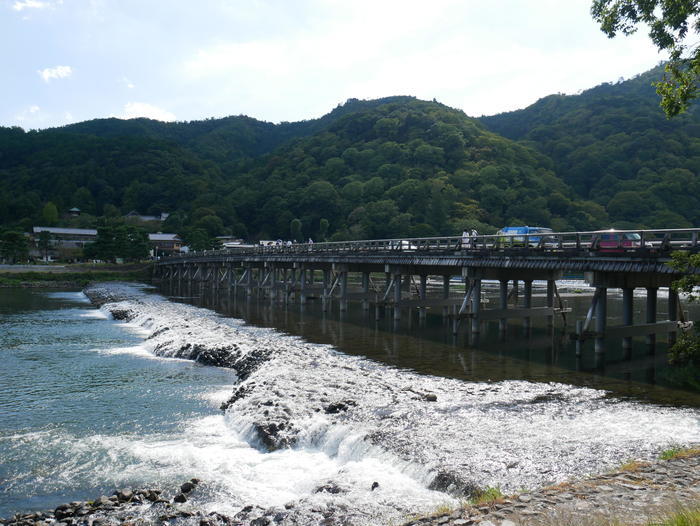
(0, 287), (450, 525)
(3, 285), (700, 525)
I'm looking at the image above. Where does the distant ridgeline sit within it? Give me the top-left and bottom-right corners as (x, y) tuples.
(1, 66), (699, 247)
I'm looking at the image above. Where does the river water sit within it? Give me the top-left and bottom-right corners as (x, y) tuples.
(1, 283), (699, 525)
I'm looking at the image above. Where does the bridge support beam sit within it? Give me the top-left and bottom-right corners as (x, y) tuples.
(471, 278), (481, 334)
(419, 274), (427, 321)
(668, 288), (679, 344)
(322, 269), (331, 312)
(595, 287), (607, 354)
(499, 280), (508, 333)
(523, 280), (532, 331)
(442, 275), (450, 319)
(546, 280), (555, 328)
(646, 287), (657, 349)
(393, 273), (402, 321)
(622, 287), (634, 359)
(362, 272), (370, 311)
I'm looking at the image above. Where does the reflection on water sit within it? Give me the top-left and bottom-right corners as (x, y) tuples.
(158, 280), (700, 407)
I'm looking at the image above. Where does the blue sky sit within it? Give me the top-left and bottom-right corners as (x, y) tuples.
(1, 0), (664, 129)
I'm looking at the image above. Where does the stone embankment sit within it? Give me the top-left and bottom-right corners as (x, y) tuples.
(406, 453), (700, 526)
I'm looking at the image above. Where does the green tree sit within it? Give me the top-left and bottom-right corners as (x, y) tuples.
(41, 202), (59, 226)
(37, 230), (52, 260)
(290, 218), (303, 241)
(181, 228), (214, 252)
(318, 218), (329, 241)
(591, 0), (700, 116)
(0, 231), (28, 263)
(84, 223), (149, 262)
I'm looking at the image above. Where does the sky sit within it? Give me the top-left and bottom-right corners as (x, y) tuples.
(1, 0), (667, 130)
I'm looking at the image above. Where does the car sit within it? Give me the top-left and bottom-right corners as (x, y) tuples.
(496, 226), (555, 247)
(593, 230), (641, 252)
(389, 239), (418, 251)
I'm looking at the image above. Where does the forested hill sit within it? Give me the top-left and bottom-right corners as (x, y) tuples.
(479, 66), (700, 228)
(61, 96), (418, 164)
(2, 72), (700, 248)
(1, 97), (601, 244)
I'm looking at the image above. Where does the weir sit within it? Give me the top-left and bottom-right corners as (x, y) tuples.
(154, 228), (700, 356)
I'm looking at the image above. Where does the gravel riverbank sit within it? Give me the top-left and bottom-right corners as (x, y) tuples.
(2, 454), (698, 526)
(405, 453), (700, 526)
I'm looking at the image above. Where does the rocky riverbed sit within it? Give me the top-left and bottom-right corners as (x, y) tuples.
(6, 282), (695, 526)
(2, 454), (698, 526)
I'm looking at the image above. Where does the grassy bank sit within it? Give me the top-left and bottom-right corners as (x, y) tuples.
(0, 264), (152, 287)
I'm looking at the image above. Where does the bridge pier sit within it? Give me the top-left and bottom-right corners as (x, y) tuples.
(419, 274), (427, 322)
(362, 272), (370, 311)
(594, 287), (607, 354)
(668, 289), (679, 344)
(576, 271), (682, 358)
(546, 280), (555, 329)
(442, 275), (450, 320)
(523, 280), (532, 331)
(646, 287), (657, 350)
(499, 280), (508, 333)
(622, 287), (633, 359)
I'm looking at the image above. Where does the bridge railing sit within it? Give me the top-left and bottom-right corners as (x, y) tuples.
(164, 228), (700, 261)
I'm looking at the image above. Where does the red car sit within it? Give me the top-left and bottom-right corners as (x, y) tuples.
(593, 230), (641, 252)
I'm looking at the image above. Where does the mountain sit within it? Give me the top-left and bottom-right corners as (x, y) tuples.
(3, 70), (699, 248)
(479, 66), (700, 228)
(1, 96), (593, 243)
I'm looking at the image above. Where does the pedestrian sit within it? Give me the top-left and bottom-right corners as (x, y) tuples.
(462, 230), (469, 249)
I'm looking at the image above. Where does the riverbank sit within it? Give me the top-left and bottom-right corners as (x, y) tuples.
(406, 451), (700, 526)
(0, 263), (151, 287)
(2, 452), (698, 526)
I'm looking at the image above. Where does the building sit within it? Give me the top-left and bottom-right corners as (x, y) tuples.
(148, 233), (182, 256)
(31, 226), (97, 261)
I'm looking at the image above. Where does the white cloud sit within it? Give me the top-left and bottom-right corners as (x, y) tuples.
(13, 0), (48, 11)
(29, 105), (40, 113)
(121, 102), (175, 122)
(121, 76), (135, 89)
(38, 65), (72, 82)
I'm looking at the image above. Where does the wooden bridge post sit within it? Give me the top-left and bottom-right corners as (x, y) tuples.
(246, 264), (253, 297)
(419, 274), (427, 321)
(362, 272), (370, 311)
(299, 265), (307, 305)
(471, 278), (481, 334)
(622, 287), (634, 358)
(546, 280), (555, 328)
(646, 287), (658, 349)
(595, 287), (607, 354)
(322, 269), (330, 312)
(393, 271), (402, 321)
(668, 288), (679, 344)
(268, 265), (277, 301)
(499, 279), (508, 333)
(523, 280), (532, 330)
(339, 270), (348, 312)
(442, 275), (450, 319)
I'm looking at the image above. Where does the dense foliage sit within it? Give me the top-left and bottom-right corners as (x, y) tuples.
(480, 67), (700, 229)
(2, 70), (700, 246)
(591, 0), (700, 116)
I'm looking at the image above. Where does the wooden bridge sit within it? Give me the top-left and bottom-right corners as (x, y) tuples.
(154, 228), (700, 355)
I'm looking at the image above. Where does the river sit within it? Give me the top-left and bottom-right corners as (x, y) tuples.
(1, 283), (699, 525)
